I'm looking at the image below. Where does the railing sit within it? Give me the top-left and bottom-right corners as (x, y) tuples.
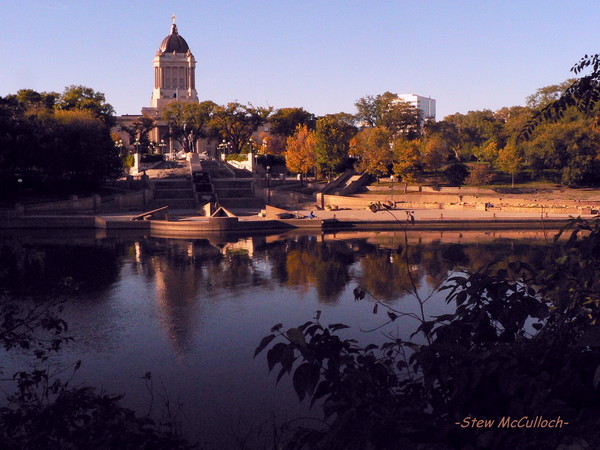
(131, 206), (169, 221)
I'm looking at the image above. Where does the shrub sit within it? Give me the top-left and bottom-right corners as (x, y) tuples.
(443, 162), (469, 186)
(225, 153), (248, 162)
(465, 163), (494, 185)
(122, 154), (135, 169)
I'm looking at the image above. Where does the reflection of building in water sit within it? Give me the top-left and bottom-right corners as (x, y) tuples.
(148, 239), (221, 354)
(221, 238), (255, 258)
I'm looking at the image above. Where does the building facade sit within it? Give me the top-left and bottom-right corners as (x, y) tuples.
(115, 18), (212, 155)
(396, 94), (436, 122)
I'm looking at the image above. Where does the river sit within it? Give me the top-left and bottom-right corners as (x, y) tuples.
(0, 228), (555, 448)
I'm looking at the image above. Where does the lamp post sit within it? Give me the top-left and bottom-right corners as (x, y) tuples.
(134, 139), (141, 174)
(115, 139), (123, 156)
(217, 139), (228, 161)
(390, 175), (395, 206)
(158, 139), (166, 155)
(266, 165), (271, 204)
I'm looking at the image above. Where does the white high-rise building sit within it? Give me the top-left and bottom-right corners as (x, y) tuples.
(397, 94), (436, 122)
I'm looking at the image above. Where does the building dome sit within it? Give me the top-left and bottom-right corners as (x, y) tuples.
(159, 23), (190, 54)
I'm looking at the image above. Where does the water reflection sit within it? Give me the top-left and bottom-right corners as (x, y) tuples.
(0, 229), (556, 447)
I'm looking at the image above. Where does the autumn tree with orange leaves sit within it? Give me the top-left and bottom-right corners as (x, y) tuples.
(286, 124), (317, 181)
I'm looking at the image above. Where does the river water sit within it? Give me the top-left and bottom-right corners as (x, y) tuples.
(0, 228), (554, 448)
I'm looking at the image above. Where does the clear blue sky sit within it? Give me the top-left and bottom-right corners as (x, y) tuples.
(2, 0), (600, 120)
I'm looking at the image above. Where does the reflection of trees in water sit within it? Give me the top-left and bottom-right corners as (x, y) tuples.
(266, 237), (355, 303)
(0, 240), (122, 294)
(357, 247), (423, 302)
(0, 233), (555, 353)
(354, 239), (551, 303)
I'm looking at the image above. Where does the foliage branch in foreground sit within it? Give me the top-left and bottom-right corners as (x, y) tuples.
(0, 294), (195, 449)
(256, 217), (600, 449)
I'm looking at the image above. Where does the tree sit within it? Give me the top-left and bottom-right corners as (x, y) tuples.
(424, 120), (462, 160)
(381, 100), (422, 139)
(348, 126), (392, 176)
(55, 85), (116, 127)
(269, 107), (316, 137)
(421, 134), (447, 176)
(51, 110), (122, 185)
(520, 55), (600, 139)
(355, 92), (422, 138)
(465, 163), (494, 185)
(120, 116), (156, 154)
(162, 100), (216, 153)
(526, 79), (577, 109)
(443, 162), (470, 186)
(474, 140), (500, 167)
(496, 141), (523, 187)
(314, 114), (357, 180)
(11, 89), (59, 111)
(521, 119), (600, 186)
(257, 131), (286, 155)
(211, 102), (272, 155)
(354, 91), (399, 127)
(391, 137), (422, 192)
(285, 125), (317, 180)
(0, 92), (122, 193)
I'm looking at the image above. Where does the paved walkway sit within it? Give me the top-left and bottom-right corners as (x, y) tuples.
(111, 161), (596, 226)
(97, 206), (595, 226)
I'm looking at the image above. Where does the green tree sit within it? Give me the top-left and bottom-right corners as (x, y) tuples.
(51, 110), (122, 185)
(120, 116), (156, 154)
(11, 89), (59, 111)
(421, 134), (447, 176)
(0, 93), (121, 194)
(211, 102), (272, 155)
(55, 85), (116, 127)
(314, 114), (357, 180)
(381, 99), (422, 139)
(269, 107), (316, 137)
(520, 55), (600, 139)
(496, 141), (523, 187)
(522, 119), (600, 186)
(474, 140), (500, 167)
(162, 100), (216, 153)
(443, 110), (504, 159)
(443, 162), (470, 186)
(355, 92), (422, 138)
(526, 79), (577, 109)
(348, 126), (393, 176)
(424, 120), (462, 160)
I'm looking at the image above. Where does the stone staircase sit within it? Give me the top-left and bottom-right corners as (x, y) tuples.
(200, 160), (263, 209)
(148, 179), (197, 210)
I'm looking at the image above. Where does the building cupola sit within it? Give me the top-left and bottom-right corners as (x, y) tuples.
(147, 15), (199, 113)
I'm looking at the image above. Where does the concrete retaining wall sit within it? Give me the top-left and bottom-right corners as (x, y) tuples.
(18, 190), (154, 215)
(318, 194), (596, 215)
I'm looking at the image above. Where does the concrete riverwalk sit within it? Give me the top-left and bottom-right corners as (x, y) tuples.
(1, 205), (592, 236)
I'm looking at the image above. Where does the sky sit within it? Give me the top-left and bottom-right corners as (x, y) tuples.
(2, 0), (600, 120)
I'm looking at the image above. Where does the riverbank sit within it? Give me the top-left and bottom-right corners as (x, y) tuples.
(0, 205), (594, 236)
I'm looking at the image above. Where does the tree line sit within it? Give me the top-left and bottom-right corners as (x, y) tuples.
(4, 79), (600, 198)
(0, 86), (122, 196)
